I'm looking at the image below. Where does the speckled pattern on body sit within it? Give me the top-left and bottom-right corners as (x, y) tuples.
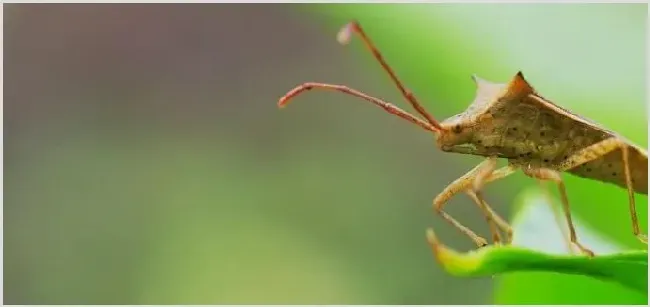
(435, 72), (648, 194)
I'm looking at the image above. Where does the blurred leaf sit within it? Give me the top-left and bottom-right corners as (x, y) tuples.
(494, 189), (648, 304)
(426, 230), (648, 294)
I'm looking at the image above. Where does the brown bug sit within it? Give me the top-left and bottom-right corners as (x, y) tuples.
(278, 21), (647, 256)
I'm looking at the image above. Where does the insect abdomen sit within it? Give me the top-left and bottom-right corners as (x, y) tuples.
(566, 145), (648, 195)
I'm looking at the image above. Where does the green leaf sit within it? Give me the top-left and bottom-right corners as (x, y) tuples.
(493, 189), (648, 304)
(426, 230), (648, 294)
(426, 189), (648, 297)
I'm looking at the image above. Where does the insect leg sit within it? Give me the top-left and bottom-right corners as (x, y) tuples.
(466, 191), (514, 244)
(465, 164), (518, 244)
(535, 179), (576, 254)
(433, 157), (512, 246)
(522, 167), (595, 256)
(621, 145), (648, 243)
(558, 138), (647, 244)
(435, 209), (488, 247)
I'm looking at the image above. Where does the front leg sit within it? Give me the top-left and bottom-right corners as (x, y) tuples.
(432, 157), (516, 246)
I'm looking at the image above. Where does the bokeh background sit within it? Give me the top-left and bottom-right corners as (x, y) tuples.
(3, 3), (647, 305)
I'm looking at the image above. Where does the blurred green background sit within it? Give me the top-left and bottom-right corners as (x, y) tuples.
(3, 3), (647, 304)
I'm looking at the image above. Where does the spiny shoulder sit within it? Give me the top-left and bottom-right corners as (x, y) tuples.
(471, 71), (615, 134)
(471, 71), (647, 157)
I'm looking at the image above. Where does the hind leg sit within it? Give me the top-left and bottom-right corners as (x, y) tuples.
(558, 138), (647, 244)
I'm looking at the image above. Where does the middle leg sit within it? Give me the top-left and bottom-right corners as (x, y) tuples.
(522, 166), (595, 256)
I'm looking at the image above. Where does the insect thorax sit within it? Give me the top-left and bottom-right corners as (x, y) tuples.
(436, 73), (610, 167)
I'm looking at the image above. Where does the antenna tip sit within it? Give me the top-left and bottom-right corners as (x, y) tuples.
(337, 22), (354, 45)
(277, 96), (289, 108)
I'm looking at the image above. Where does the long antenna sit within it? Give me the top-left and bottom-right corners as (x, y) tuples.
(279, 82), (437, 132)
(278, 21), (443, 133)
(337, 21), (442, 130)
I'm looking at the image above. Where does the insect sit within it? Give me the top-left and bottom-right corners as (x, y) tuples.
(278, 21), (648, 256)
